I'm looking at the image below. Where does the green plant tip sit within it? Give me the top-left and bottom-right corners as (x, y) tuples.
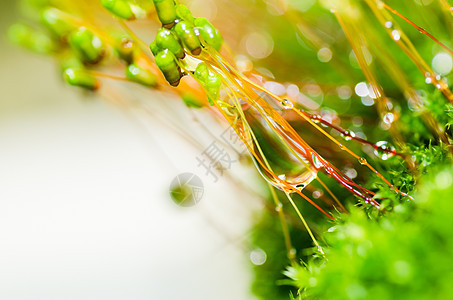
(194, 17), (223, 51)
(173, 21), (201, 55)
(126, 64), (157, 87)
(153, 0), (177, 28)
(41, 7), (75, 38)
(194, 62), (221, 105)
(155, 49), (181, 86)
(8, 23), (56, 54)
(101, 0), (136, 20)
(182, 93), (204, 108)
(156, 28), (185, 59)
(150, 40), (161, 56)
(69, 27), (105, 64)
(116, 38), (136, 64)
(63, 68), (100, 90)
(175, 4), (194, 23)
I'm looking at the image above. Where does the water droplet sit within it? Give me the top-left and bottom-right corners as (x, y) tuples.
(250, 248), (267, 265)
(392, 30), (401, 41)
(359, 157), (367, 165)
(385, 21), (393, 28)
(432, 52), (453, 75)
(338, 143), (345, 150)
(311, 115), (322, 124)
(275, 203), (283, 212)
(425, 72), (433, 84)
(374, 141), (395, 160)
(281, 98), (294, 109)
(343, 130), (356, 141)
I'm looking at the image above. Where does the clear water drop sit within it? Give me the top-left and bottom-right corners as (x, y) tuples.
(374, 141), (395, 160)
(312, 115), (322, 123)
(343, 130), (356, 141)
(281, 98), (294, 109)
(359, 157), (367, 165)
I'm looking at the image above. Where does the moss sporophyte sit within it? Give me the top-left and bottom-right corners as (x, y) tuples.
(9, 0), (453, 299)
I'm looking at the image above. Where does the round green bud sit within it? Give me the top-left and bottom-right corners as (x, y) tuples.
(194, 17), (223, 51)
(126, 64), (157, 87)
(101, 0), (136, 20)
(156, 28), (185, 59)
(69, 27), (105, 64)
(153, 0), (177, 29)
(63, 68), (100, 90)
(155, 49), (182, 86)
(41, 8), (75, 38)
(175, 4), (194, 23)
(173, 21), (201, 55)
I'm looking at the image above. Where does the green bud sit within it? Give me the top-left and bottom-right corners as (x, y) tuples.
(155, 28), (185, 59)
(69, 27), (105, 64)
(8, 23), (56, 54)
(101, 0), (136, 20)
(182, 93), (204, 108)
(152, 0), (176, 29)
(150, 40), (161, 56)
(194, 62), (221, 105)
(116, 38), (136, 63)
(41, 7), (75, 38)
(194, 17), (223, 51)
(126, 64), (157, 87)
(63, 68), (100, 90)
(155, 49), (181, 86)
(175, 4), (194, 23)
(173, 21), (201, 55)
